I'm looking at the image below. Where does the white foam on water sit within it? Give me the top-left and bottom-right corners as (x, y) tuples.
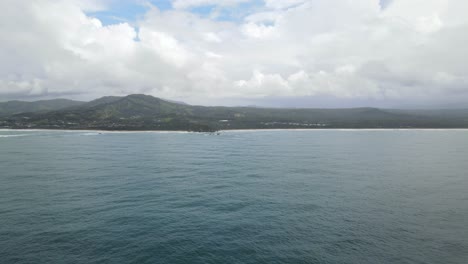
(0, 129), (194, 134)
(80, 132), (100, 136)
(0, 134), (29, 138)
(221, 128), (468, 133)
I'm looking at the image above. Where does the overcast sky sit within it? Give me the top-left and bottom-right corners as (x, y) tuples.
(1, 0), (467, 108)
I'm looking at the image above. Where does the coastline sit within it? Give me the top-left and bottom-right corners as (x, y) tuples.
(0, 128), (193, 134)
(2, 128), (468, 133)
(221, 128), (468, 132)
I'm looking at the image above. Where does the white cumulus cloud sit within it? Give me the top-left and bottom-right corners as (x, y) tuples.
(0, 0), (468, 107)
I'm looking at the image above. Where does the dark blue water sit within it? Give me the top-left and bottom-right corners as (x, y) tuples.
(1, 129), (467, 264)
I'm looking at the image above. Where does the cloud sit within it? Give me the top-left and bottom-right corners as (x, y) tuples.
(0, 0), (468, 107)
(172, 0), (252, 9)
(379, 0), (393, 9)
(264, 0), (308, 10)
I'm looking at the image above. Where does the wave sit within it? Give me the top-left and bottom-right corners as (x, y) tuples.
(80, 132), (101, 136)
(0, 134), (29, 138)
(221, 128), (468, 133)
(0, 129), (194, 134)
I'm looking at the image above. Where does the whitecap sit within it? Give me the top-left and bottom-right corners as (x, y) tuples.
(80, 132), (100, 136)
(0, 134), (28, 138)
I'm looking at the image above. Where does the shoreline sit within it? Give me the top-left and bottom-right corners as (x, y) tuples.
(2, 128), (468, 133)
(0, 128), (193, 134)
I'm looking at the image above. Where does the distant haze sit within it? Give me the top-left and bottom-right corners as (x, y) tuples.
(1, 0), (468, 108)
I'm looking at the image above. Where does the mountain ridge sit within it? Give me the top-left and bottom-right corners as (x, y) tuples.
(0, 99), (85, 117)
(1, 94), (468, 131)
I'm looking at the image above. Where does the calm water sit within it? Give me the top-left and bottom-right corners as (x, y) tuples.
(1, 129), (467, 264)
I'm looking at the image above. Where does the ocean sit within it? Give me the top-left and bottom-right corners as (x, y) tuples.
(1, 129), (467, 263)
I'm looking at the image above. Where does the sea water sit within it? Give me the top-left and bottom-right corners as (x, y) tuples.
(1, 129), (467, 263)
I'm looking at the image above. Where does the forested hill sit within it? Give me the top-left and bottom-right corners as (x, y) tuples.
(1, 94), (468, 131)
(0, 99), (84, 117)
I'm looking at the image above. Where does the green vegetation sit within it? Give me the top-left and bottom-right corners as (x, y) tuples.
(0, 99), (84, 117)
(1, 94), (468, 132)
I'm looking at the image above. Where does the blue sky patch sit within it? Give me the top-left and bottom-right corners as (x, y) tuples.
(88, 0), (264, 25)
(88, 0), (171, 25)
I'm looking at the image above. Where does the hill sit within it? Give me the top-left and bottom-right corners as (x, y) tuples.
(1, 94), (467, 131)
(0, 99), (84, 117)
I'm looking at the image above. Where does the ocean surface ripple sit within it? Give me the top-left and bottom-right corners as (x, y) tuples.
(1, 129), (467, 263)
